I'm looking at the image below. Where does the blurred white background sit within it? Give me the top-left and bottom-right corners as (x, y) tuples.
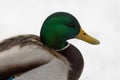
(0, 0), (120, 80)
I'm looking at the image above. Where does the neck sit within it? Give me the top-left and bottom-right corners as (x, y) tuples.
(40, 36), (68, 50)
(51, 41), (69, 50)
(56, 42), (70, 51)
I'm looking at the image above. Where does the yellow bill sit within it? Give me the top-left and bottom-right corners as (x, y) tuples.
(76, 28), (100, 45)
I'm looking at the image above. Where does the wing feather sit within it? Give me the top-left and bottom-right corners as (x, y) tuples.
(0, 35), (70, 80)
(0, 35), (53, 78)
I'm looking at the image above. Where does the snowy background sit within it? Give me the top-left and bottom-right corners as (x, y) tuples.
(0, 0), (120, 80)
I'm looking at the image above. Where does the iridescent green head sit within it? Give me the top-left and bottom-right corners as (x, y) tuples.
(40, 12), (100, 50)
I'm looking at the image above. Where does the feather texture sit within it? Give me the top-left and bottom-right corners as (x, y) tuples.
(0, 35), (70, 80)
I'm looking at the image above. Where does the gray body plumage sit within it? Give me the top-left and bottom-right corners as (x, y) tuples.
(0, 35), (70, 80)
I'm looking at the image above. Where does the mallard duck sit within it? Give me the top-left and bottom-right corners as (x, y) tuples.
(0, 12), (100, 80)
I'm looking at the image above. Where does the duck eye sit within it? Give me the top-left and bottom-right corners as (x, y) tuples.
(65, 22), (75, 28)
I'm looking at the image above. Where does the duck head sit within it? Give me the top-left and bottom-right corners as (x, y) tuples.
(40, 12), (100, 50)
